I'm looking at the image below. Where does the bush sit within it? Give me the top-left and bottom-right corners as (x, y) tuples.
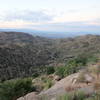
(44, 79), (54, 90)
(85, 92), (100, 100)
(46, 66), (55, 75)
(0, 78), (35, 100)
(32, 72), (39, 78)
(55, 66), (65, 78)
(57, 91), (86, 100)
(55, 58), (83, 78)
(77, 71), (86, 83)
(88, 64), (100, 79)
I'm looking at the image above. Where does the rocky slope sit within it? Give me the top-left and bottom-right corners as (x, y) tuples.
(17, 72), (95, 100)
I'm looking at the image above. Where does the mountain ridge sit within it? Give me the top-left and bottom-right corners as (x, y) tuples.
(0, 28), (99, 38)
(0, 32), (100, 80)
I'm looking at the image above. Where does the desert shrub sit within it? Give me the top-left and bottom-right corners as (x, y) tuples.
(55, 59), (83, 78)
(87, 56), (98, 64)
(57, 93), (72, 100)
(72, 55), (98, 67)
(55, 66), (65, 78)
(77, 71), (86, 83)
(0, 78), (35, 100)
(41, 91), (100, 100)
(64, 64), (78, 76)
(57, 91), (86, 100)
(64, 58), (86, 75)
(85, 92), (100, 100)
(44, 79), (54, 90)
(32, 72), (40, 78)
(93, 92), (100, 100)
(88, 64), (100, 79)
(33, 75), (54, 92)
(75, 91), (86, 100)
(40, 95), (50, 100)
(46, 66), (55, 75)
(67, 57), (86, 66)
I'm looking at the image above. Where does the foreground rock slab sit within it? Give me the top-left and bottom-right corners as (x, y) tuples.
(17, 92), (39, 100)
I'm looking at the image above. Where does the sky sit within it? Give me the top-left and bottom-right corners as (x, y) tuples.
(0, 0), (100, 32)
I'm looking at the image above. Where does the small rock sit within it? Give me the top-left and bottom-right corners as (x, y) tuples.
(54, 75), (61, 81)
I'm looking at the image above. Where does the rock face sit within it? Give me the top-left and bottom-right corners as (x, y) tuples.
(53, 75), (61, 81)
(84, 74), (94, 83)
(17, 72), (95, 100)
(17, 92), (39, 100)
(39, 72), (95, 100)
(39, 73), (80, 99)
(17, 73), (79, 100)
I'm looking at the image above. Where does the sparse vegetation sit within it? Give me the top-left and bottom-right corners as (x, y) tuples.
(77, 71), (86, 83)
(57, 91), (86, 100)
(89, 64), (100, 79)
(44, 79), (54, 90)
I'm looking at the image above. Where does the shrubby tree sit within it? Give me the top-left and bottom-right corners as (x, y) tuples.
(0, 78), (35, 100)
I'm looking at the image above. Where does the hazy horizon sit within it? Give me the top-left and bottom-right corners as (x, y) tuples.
(0, 0), (100, 33)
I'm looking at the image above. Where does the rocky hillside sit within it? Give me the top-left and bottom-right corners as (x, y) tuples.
(0, 32), (56, 80)
(0, 32), (100, 80)
(17, 71), (97, 100)
(55, 35), (100, 62)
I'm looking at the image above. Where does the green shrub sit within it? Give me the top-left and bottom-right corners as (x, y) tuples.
(0, 78), (35, 100)
(46, 66), (55, 75)
(57, 91), (86, 100)
(57, 93), (72, 100)
(44, 79), (54, 90)
(55, 59), (83, 78)
(84, 92), (100, 100)
(64, 58), (85, 76)
(32, 72), (39, 78)
(77, 71), (87, 83)
(55, 66), (66, 78)
(88, 64), (100, 79)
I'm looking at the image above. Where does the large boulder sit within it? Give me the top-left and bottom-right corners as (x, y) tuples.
(39, 73), (79, 99)
(39, 72), (95, 100)
(17, 92), (39, 100)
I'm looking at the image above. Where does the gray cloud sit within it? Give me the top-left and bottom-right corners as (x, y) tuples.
(0, 10), (53, 22)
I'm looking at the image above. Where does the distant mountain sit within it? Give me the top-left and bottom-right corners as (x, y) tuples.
(0, 28), (99, 38)
(0, 32), (100, 81)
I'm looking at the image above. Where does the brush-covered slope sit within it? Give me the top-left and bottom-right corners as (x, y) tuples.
(55, 35), (100, 62)
(0, 32), (100, 80)
(0, 32), (56, 80)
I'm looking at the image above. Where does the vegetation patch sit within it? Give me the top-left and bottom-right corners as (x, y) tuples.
(0, 78), (35, 100)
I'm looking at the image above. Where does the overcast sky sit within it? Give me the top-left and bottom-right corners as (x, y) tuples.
(0, 0), (100, 32)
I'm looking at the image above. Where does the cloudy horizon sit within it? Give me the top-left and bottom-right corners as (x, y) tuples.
(0, 0), (100, 32)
